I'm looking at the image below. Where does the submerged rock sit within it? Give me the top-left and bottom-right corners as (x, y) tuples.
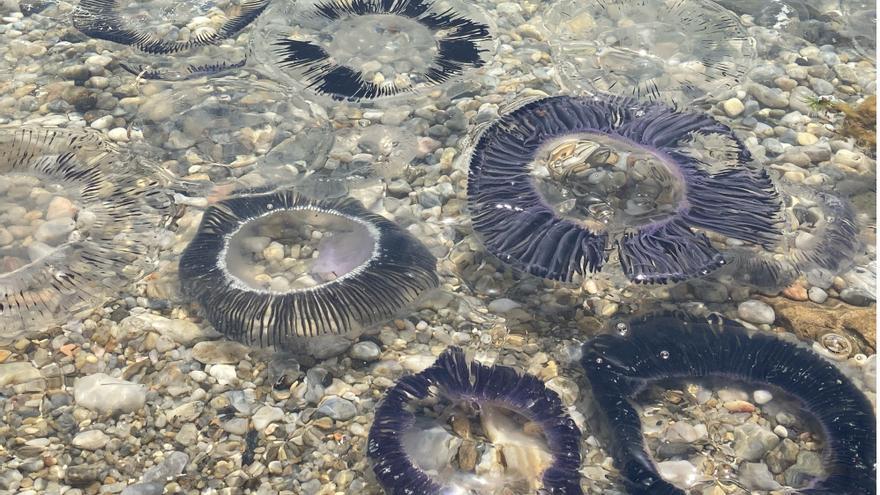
(74, 373), (146, 415)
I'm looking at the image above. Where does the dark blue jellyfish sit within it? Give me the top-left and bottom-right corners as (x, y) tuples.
(178, 189), (438, 346)
(467, 95), (782, 284)
(368, 346), (584, 494)
(581, 314), (876, 495)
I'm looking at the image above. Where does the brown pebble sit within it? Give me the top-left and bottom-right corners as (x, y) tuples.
(457, 440), (478, 471)
(782, 284), (809, 301)
(451, 415), (471, 439)
(723, 400), (756, 413)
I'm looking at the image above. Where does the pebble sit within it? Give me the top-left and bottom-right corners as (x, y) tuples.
(733, 423), (780, 461)
(0, 362), (41, 386)
(89, 115), (113, 130)
(752, 390), (773, 404)
(656, 460), (699, 488)
(722, 97), (745, 117)
(72, 430), (108, 450)
(349, 341), (381, 361)
(120, 483), (164, 495)
(316, 397), (357, 421)
(34, 218), (75, 243)
(191, 341), (250, 364)
(252, 405), (284, 430)
(740, 462), (782, 491)
(108, 127), (129, 142)
(808, 286), (828, 303)
(796, 132), (818, 145)
(143, 451), (188, 482)
(737, 300), (776, 325)
(487, 297), (522, 313)
(74, 373), (146, 415)
(208, 364), (237, 384)
(839, 287), (875, 306)
(46, 196), (76, 220)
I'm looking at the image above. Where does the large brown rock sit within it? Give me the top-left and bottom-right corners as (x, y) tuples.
(769, 298), (875, 355)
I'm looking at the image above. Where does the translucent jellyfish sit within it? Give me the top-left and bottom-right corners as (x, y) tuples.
(129, 79), (333, 189)
(544, 0), (756, 104)
(72, 0), (269, 80)
(466, 95), (781, 284)
(368, 346), (583, 494)
(0, 127), (172, 339)
(250, 0), (494, 103)
(719, 182), (860, 290)
(178, 189), (438, 345)
(581, 313), (876, 495)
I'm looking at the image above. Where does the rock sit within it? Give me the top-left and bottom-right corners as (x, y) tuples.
(740, 462), (782, 491)
(191, 341), (250, 364)
(122, 313), (217, 345)
(753, 390), (773, 404)
(833, 149), (868, 170)
(46, 196), (77, 220)
(664, 422), (700, 444)
(296, 334), (352, 360)
(808, 287), (828, 304)
(782, 283), (809, 301)
(223, 418), (249, 435)
(724, 400), (756, 413)
(733, 423), (780, 461)
(773, 425), (788, 438)
(722, 98), (745, 117)
(34, 218), (75, 243)
(839, 287), (875, 307)
(656, 460), (699, 488)
(90, 115), (113, 130)
(349, 341), (381, 361)
(0, 469), (22, 491)
(175, 423), (198, 445)
(796, 132), (818, 146)
(121, 482), (164, 495)
(749, 84), (788, 109)
(62, 87), (97, 112)
(74, 373), (146, 415)
(784, 450), (824, 486)
(0, 362), (41, 386)
(545, 376), (579, 406)
(737, 300), (775, 325)
(143, 451), (188, 483)
(108, 128), (129, 142)
(167, 401), (203, 422)
(317, 397), (357, 421)
(72, 430), (108, 450)
(488, 298), (522, 313)
(401, 425), (460, 472)
(208, 364), (237, 384)
(252, 405), (284, 430)
(771, 299), (875, 354)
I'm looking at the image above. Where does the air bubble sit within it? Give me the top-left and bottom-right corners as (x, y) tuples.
(659, 350), (670, 360)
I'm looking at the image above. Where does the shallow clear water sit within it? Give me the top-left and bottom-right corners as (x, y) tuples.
(0, 0), (875, 494)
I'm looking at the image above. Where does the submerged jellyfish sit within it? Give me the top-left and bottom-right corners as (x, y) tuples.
(178, 189), (438, 345)
(466, 95), (781, 284)
(250, 0), (494, 102)
(0, 127), (171, 339)
(368, 346), (583, 494)
(720, 182), (861, 290)
(72, 0), (268, 79)
(544, 0), (756, 104)
(581, 314), (876, 495)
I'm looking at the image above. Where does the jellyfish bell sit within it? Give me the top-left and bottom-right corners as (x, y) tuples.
(581, 313), (876, 495)
(0, 127), (172, 340)
(178, 188), (439, 348)
(466, 95), (781, 285)
(543, 0), (756, 105)
(368, 346), (584, 495)
(250, 0), (495, 105)
(72, 0), (268, 80)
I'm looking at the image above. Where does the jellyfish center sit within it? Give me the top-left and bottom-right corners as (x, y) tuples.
(637, 378), (828, 492)
(324, 14), (437, 84)
(0, 171), (89, 276)
(402, 392), (555, 494)
(530, 133), (685, 233)
(115, 0), (222, 41)
(224, 209), (376, 293)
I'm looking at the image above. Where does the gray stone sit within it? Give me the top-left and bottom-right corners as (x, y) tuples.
(839, 287), (875, 306)
(143, 451), (188, 483)
(174, 423), (199, 445)
(737, 300), (775, 325)
(34, 218), (75, 243)
(120, 482), (164, 495)
(808, 286), (828, 303)
(0, 469), (22, 491)
(487, 298), (522, 313)
(349, 341), (381, 362)
(191, 341), (250, 364)
(0, 362), (41, 387)
(740, 462), (782, 491)
(252, 405), (284, 430)
(733, 423), (780, 461)
(72, 430), (108, 450)
(74, 373), (146, 415)
(749, 84), (789, 109)
(784, 450), (824, 486)
(317, 397), (357, 421)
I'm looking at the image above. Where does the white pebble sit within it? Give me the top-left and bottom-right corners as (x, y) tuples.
(108, 127), (129, 142)
(753, 389), (773, 404)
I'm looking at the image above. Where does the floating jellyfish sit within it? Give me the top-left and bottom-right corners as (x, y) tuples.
(581, 314), (876, 495)
(0, 127), (172, 339)
(368, 346), (583, 495)
(719, 182), (860, 290)
(72, 0), (269, 80)
(250, 0), (494, 102)
(543, 0), (756, 104)
(129, 79), (332, 188)
(466, 95), (781, 284)
(178, 189), (438, 345)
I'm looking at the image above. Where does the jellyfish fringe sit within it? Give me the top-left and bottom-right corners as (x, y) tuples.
(368, 346), (583, 495)
(581, 314), (876, 495)
(467, 95), (781, 284)
(73, 0), (269, 54)
(272, 0), (490, 100)
(0, 127), (171, 337)
(178, 189), (438, 346)
(119, 59), (247, 80)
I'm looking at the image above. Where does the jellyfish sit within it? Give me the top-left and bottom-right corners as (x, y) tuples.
(719, 182), (861, 290)
(543, 0), (756, 104)
(368, 346), (583, 494)
(178, 188), (438, 346)
(581, 314), (876, 495)
(0, 127), (172, 339)
(466, 95), (781, 284)
(250, 0), (494, 102)
(72, 0), (268, 79)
